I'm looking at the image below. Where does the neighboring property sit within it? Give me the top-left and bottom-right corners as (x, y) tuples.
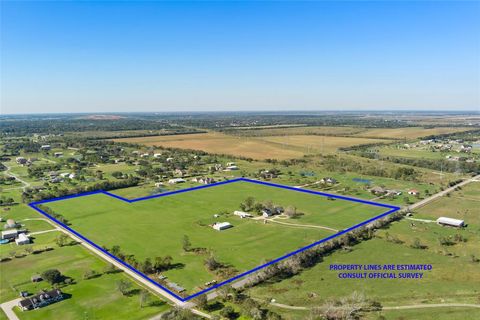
(234, 211), (253, 218)
(408, 189), (420, 196)
(212, 222), (233, 231)
(192, 177), (216, 185)
(15, 233), (31, 245)
(40, 144), (51, 150)
(370, 186), (387, 195)
(320, 177), (337, 184)
(224, 165), (239, 171)
(436, 217), (465, 228)
(31, 275), (43, 283)
(1, 229), (18, 240)
(54, 152), (63, 158)
(16, 157), (27, 165)
(166, 281), (185, 293)
(4, 219), (18, 229)
(262, 209), (274, 218)
(18, 289), (64, 311)
(168, 178), (186, 184)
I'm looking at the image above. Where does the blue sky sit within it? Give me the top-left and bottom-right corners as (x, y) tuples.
(1, 1), (479, 114)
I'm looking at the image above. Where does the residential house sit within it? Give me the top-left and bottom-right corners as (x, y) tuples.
(18, 289), (63, 311)
(168, 178), (185, 184)
(408, 189), (420, 196)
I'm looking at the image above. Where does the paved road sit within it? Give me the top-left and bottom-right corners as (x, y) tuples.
(0, 298), (21, 320)
(407, 174), (480, 211)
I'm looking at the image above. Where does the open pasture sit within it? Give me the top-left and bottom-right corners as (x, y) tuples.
(352, 127), (474, 140)
(114, 133), (391, 159)
(257, 135), (392, 153)
(37, 180), (390, 296)
(114, 132), (305, 160)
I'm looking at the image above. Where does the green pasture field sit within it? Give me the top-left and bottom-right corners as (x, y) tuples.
(366, 307), (480, 320)
(41, 181), (388, 294)
(0, 232), (169, 320)
(266, 306), (480, 320)
(248, 183), (480, 319)
(377, 146), (480, 160)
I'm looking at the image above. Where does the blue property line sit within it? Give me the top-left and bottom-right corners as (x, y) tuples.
(29, 178), (401, 302)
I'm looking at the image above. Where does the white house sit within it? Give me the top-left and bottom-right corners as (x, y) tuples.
(1, 229), (18, 240)
(212, 222), (233, 231)
(168, 178), (185, 184)
(54, 152), (63, 158)
(408, 189), (420, 196)
(262, 209), (274, 218)
(234, 211), (252, 218)
(436, 217), (465, 228)
(224, 165), (239, 171)
(15, 233), (30, 245)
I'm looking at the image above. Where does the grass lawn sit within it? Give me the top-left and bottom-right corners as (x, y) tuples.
(40, 180), (388, 294)
(0, 236), (169, 320)
(366, 307), (480, 320)
(248, 236), (480, 308)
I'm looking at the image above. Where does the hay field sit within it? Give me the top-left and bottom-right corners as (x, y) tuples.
(114, 132), (390, 159)
(258, 135), (391, 153)
(227, 126), (365, 137)
(352, 127), (473, 139)
(114, 132), (304, 159)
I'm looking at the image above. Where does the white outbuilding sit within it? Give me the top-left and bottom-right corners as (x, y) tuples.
(1, 229), (18, 240)
(436, 217), (465, 228)
(234, 211), (252, 218)
(212, 222), (233, 231)
(168, 178), (186, 184)
(15, 233), (30, 245)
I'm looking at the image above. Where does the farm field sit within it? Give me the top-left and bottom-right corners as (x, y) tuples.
(352, 127), (475, 140)
(39, 180), (390, 295)
(226, 125), (366, 137)
(114, 132), (305, 160)
(113, 132), (392, 159)
(257, 135), (392, 153)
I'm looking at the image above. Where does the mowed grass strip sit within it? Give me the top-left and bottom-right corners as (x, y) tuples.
(42, 181), (386, 293)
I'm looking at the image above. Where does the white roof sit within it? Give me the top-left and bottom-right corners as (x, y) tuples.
(2, 229), (18, 236)
(436, 217), (464, 226)
(215, 222), (231, 228)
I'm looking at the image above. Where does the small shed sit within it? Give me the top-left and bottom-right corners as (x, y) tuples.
(212, 222), (233, 231)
